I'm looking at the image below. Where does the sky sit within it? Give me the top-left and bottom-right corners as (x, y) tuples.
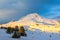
(0, 0), (60, 24)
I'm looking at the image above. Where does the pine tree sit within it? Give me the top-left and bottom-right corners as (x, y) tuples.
(6, 27), (13, 34)
(12, 31), (20, 38)
(19, 26), (27, 37)
(12, 26), (20, 38)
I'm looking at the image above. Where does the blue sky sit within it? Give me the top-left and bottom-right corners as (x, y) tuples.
(0, 0), (60, 24)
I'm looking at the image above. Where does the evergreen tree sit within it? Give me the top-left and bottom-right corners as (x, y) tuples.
(1, 27), (7, 29)
(6, 27), (13, 34)
(19, 26), (27, 37)
(12, 26), (20, 38)
(12, 31), (20, 38)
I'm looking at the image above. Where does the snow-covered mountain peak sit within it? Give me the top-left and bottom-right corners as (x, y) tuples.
(18, 13), (59, 26)
(19, 13), (42, 21)
(1, 13), (59, 27)
(1, 13), (60, 27)
(0, 13), (60, 33)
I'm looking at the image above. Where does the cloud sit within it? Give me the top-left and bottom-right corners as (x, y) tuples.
(0, 0), (27, 18)
(0, 0), (27, 9)
(0, 9), (17, 19)
(45, 6), (60, 19)
(0, 0), (30, 23)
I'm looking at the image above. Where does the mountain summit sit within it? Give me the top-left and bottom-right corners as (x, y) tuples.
(18, 13), (59, 26)
(0, 13), (60, 33)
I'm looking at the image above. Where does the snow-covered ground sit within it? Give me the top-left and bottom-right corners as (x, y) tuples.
(0, 28), (60, 40)
(0, 13), (60, 40)
(0, 13), (60, 33)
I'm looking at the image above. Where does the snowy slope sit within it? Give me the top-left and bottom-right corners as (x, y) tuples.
(1, 13), (59, 26)
(0, 13), (60, 33)
(0, 28), (60, 40)
(18, 13), (59, 25)
(0, 13), (60, 40)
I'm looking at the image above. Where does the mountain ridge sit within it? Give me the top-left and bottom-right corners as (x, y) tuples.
(0, 13), (60, 27)
(0, 13), (60, 33)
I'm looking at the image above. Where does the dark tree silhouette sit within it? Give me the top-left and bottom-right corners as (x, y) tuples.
(12, 31), (20, 38)
(14, 26), (19, 32)
(6, 27), (14, 34)
(19, 26), (27, 37)
(1, 27), (7, 29)
(12, 26), (20, 38)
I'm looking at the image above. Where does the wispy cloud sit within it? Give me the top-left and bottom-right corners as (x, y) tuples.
(0, 0), (27, 20)
(45, 6), (60, 20)
(0, 9), (17, 19)
(0, 0), (60, 23)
